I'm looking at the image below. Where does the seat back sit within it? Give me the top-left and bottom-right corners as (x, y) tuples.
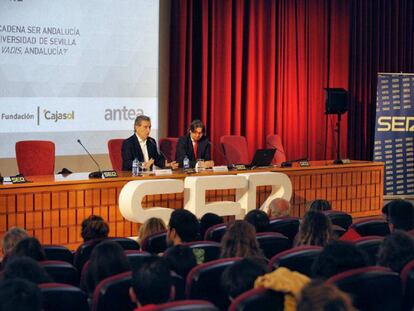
(40, 260), (79, 286)
(182, 241), (221, 264)
(109, 237), (140, 250)
(268, 246), (322, 277)
(401, 259), (414, 311)
(332, 224), (347, 238)
(73, 238), (105, 271)
(354, 236), (384, 265)
(204, 224), (228, 243)
(328, 266), (403, 311)
(15, 140), (55, 176)
(267, 217), (300, 242)
(43, 245), (74, 264)
(220, 135), (249, 165)
(159, 137), (179, 162)
(350, 218), (390, 237)
(140, 231), (168, 254)
(265, 134), (287, 165)
(256, 232), (291, 259)
(39, 283), (89, 311)
(229, 288), (284, 311)
(107, 139), (124, 171)
(92, 271), (135, 311)
(186, 257), (241, 310)
(323, 210), (353, 230)
(124, 250), (152, 270)
(152, 300), (219, 311)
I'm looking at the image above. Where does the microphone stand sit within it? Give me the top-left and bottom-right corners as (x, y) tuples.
(77, 139), (102, 178)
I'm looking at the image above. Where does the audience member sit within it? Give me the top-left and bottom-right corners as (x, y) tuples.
(12, 237), (45, 261)
(130, 256), (174, 309)
(139, 217), (167, 243)
(1, 227), (28, 257)
(297, 280), (356, 311)
(82, 240), (130, 295)
(220, 220), (263, 258)
(308, 199), (331, 212)
(81, 215), (109, 242)
(199, 213), (224, 239)
(377, 231), (414, 273)
(221, 257), (268, 299)
(167, 209), (200, 246)
(3, 256), (51, 284)
(0, 278), (42, 311)
(312, 240), (368, 279)
(383, 199), (414, 232)
(244, 209), (270, 233)
(295, 211), (332, 247)
(267, 198), (291, 218)
(163, 245), (197, 279)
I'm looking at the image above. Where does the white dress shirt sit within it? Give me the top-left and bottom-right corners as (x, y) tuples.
(136, 134), (149, 162)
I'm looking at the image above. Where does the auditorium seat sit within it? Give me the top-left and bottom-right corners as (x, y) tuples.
(186, 257), (241, 310)
(15, 140), (55, 176)
(182, 241), (221, 264)
(220, 135), (249, 165)
(400, 258), (414, 311)
(107, 139), (125, 171)
(265, 134), (287, 165)
(124, 250), (152, 270)
(159, 137), (179, 162)
(39, 260), (79, 286)
(43, 245), (74, 264)
(39, 283), (89, 311)
(140, 231), (168, 254)
(267, 217), (300, 242)
(256, 232), (291, 259)
(204, 223), (228, 242)
(332, 224), (346, 238)
(110, 237), (140, 250)
(323, 210), (353, 230)
(328, 266), (403, 311)
(268, 245), (322, 277)
(151, 300), (219, 311)
(350, 217), (390, 237)
(228, 287), (284, 311)
(354, 236), (384, 265)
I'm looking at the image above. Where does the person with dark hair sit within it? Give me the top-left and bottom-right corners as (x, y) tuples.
(312, 240), (368, 279)
(82, 240), (130, 295)
(221, 257), (268, 299)
(12, 237), (46, 261)
(384, 199), (414, 232)
(220, 220), (264, 258)
(295, 210), (333, 247)
(308, 199), (331, 212)
(163, 245), (197, 279)
(297, 280), (356, 311)
(122, 115), (178, 171)
(167, 209), (200, 246)
(175, 119), (214, 168)
(130, 256), (174, 309)
(377, 231), (414, 273)
(3, 256), (51, 284)
(199, 212), (224, 239)
(244, 209), (270, 233)
(81, 215), (109, 242)
(0, 278), (42, 311)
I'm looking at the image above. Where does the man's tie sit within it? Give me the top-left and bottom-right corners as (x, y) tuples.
(193, 141), (198, 159)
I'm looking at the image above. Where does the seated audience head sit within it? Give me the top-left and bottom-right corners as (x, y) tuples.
(0, 278), (42, 311)
(377, 230), (414, 273)
(84, 240), (130, 294)
(139, 217), (167, 243)
(81, 215), (109, 242)
(312, 240), (368, 279)
(1, 227), (28, 256)
(220, 220), (263, 258)
(267, 198), (291, 218)
(4, 257), (51, 284)
(296, 210), (332, 247)
(384, 199), (414, 232)
(244, 209), (270, 233)
(167, 209), (200, 246)
(297, 280), (356, 311)
(130, 256), (174, 307)
(199, 213), (224, 238)
(308, 199), (332, 212)
(163, 245), (197, 279)
(221, 257), (268, 299)
(12, 237), (45, 261)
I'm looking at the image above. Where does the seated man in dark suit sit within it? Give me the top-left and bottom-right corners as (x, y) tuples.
(122, 115), (178, 171)
(175, 119), (214, 168)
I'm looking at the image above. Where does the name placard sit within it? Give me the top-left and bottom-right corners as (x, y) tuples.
(102, 170), (118, 178)
(212, 166), (229, 172)
(10, 176), (27, 184)
(154, 169), (173, 176)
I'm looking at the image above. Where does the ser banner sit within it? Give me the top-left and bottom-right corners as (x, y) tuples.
(373, 73), (414, 196)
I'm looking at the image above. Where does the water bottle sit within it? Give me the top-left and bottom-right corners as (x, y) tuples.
(132, 158), (140, 176)
(183, 155), (190, 169)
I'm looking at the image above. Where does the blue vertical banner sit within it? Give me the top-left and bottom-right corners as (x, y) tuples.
(374, 73), (414, 195)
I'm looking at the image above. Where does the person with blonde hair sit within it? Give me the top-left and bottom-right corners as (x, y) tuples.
(138, 217), (167, 243)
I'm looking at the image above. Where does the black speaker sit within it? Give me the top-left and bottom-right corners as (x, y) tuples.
(325, 88), (348, 115)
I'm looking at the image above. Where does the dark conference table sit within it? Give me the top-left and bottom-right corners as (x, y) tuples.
(0, 160), (384, 251)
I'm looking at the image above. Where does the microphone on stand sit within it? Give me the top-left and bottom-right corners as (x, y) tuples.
(77, 139), (102, 178)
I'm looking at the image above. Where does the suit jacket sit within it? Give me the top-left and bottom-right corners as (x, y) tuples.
(175, 134), (211, 168)
(121, 134), (165, 171)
